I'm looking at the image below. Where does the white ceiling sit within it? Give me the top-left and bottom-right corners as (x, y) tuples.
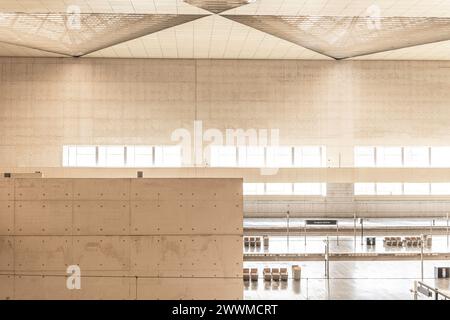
(0, 0), (449, 60)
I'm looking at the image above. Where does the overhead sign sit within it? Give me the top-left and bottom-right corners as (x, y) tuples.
(306, 219), (338, 225)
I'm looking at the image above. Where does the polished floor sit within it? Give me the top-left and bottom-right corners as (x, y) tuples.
(243, 260), (450, 300)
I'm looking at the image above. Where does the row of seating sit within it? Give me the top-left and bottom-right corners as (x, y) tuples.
(263, 268), (288, 281)
(405, 236), (423, 247)
(383, 236), (423, 247)
(244, 237), (261, 247)
(384, 237), (404, 247)
(244, 236), (270, 247)
(244, 266), (302, 282)
(243, 268), (258, 281)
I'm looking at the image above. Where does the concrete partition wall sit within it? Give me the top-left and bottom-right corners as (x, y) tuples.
(0, 178), (243, 300)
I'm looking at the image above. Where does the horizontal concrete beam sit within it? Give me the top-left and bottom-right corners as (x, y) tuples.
(4, 167), (450, 182)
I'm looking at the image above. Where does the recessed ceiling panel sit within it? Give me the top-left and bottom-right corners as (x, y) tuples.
(0, 13), (207, 57)
(184, 0), (255, 13)
(224, 15), (450, 59)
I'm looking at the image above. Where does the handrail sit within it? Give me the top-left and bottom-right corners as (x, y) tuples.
(412, 281), (450, 300)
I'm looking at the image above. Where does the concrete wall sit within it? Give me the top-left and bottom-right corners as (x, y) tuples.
(0, 58), (450, 168)
(1, 57), (450, 219)
(0, 177), (243, 300)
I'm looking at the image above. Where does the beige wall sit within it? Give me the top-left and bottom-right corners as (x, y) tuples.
(0, 178), (243, 300)
(1, 57), (450, 169)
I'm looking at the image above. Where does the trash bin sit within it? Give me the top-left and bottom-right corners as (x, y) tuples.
(366, 237), (376, 246)
(435, 267), (450, 278)
(292, 265), (301, 281)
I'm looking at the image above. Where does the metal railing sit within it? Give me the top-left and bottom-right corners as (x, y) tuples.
(412, 281), (450, 300)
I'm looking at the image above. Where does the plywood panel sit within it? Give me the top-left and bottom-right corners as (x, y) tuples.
(73, 179), (129, 200)
(130, 236), (160, 277)
(0, 275), (13, 300)
(187, 179), (243, 201)
(131, 201), (188, 234)
(11, 275), (136, 300)
(131, 200), (242, 235)
(0, 179), (14, 200)
(180, 236), (242, 278)
(0, 236), (14, 271)
(131, 178), (242, 201)
(73, 236), (130, 271)
(185, 200), (242, 234)
(131, 179), (174, 200)
(15, 236), (71, 271)
(137, 278), (243, 300)
(14, 201), (72, 235)
(5, 177), (243, 300)
(14, 275), (72, 300)
(72, 276), (136, 300)
(131, 235), (242, 278)
(0, 201), (13, 235)
(73, 201), (129, 235)
(14, 179), (73, 200)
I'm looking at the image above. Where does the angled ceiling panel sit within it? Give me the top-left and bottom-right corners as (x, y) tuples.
(0, 41), (65, 57)
(86, 14), (331, 60)
(0, 13), (207, 57)
(223, 15), (450, 59)
(184, 0), (255, 14)
(350, 39), (450, 60)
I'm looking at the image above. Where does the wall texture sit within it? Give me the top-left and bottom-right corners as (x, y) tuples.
(0, 177), (243, 300)
(1, 58), (450, 219)
(0, 58), (450, 168)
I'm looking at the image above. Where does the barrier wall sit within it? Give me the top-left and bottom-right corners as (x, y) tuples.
(0, 178), (243, 300)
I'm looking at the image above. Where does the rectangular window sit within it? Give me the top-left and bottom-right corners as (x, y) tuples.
(63, 146), (73, 167)
(403, 183), (430, 195)
(243, 183), (265, 195)
(266, 146), (292, 168)
(431, 147), (450, 167)
(293, 183), (326, 196)
(355, 182), (450, 196)
(63, 145), (97, 167)
(294, 146), (324, 167)
(354, 146), (375, 167)
(430, 183), (450, 195)
(98, 146), (126, 167)
(238, 146), (265, 167)
(265, 183), (293, 195)
(404, 147), (429, 167)
(376, 183), (403, 195)
(243, 183), (327, 196)
(127, 146), (153, 167)
(355, 146), (450, 168)
(210, 145), (237, 167)
(154, 146), (182, 167)
(354, 183), (376, 195)
(376, 147), (402, 167)
(76, 146), (97, 167)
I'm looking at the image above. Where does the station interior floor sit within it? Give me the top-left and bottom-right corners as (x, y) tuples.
(243, 260), (450, 300)
(243, 217), (450, 300)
